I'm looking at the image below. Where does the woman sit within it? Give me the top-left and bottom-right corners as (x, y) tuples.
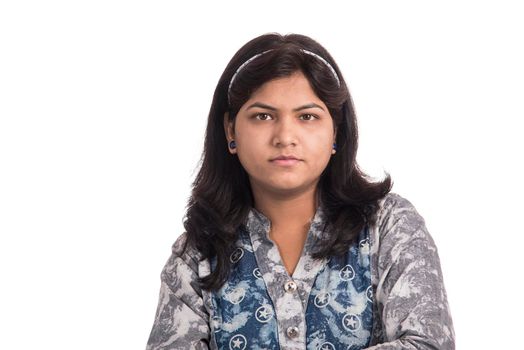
(146, 33), (455, 349)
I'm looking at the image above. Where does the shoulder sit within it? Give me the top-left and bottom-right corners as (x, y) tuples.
(161, 233), (207, 287)
(375, 192), (422, 224)
(371, 192), (437, 262)
(170, 232), (203, 264)
(374, 192), (429, 240)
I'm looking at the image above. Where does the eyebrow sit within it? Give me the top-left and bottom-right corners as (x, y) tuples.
(246, 102), (325, 112)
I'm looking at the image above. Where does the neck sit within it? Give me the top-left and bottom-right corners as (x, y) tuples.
(252, 185), (319, 230)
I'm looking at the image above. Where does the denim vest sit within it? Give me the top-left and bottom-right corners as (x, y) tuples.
(209, 225), (373, 350)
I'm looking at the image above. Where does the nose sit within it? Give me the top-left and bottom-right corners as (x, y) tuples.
(272, 116), (297, 147)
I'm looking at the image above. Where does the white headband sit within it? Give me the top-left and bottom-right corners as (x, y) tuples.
(227, 49), (341, 104)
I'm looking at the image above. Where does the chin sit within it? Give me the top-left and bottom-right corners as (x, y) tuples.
(267, 180), (315, 194)
(250, 174), (318, 194)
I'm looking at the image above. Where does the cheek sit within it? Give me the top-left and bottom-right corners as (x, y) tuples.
(308, 131), (335, 153)
(234, 119), (259, 143)
(235, 132), (267, 172)
(236, 131), (264, 157)
(306, 133), (335, 169)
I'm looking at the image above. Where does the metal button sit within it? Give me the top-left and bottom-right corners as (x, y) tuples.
(286, 326), (299, 338)
(284, 281), (297, 293)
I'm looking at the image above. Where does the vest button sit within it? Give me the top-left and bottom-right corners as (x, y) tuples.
(284, 281), (297, 293)
(286, 326), (299, 339)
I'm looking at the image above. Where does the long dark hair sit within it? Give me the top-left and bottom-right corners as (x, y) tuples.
(183, 33), (392, 291)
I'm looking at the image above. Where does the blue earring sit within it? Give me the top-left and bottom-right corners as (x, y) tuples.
(229, 140), (236, 149)
(333, 143), (337, 150)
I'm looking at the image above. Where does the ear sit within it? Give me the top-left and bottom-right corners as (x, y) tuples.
(223, 112), (235, 139)
(332, 126), (338, 154)
(223, 112), (236, 153)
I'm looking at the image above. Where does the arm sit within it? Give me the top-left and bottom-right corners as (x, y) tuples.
(146, 234), (210, 350)
(367, 194), (455, 349)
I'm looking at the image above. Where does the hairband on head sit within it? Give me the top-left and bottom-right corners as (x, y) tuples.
(227, 49), (341, 105)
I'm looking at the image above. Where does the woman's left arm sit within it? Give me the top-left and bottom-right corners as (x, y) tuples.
(367, 194), (455, 350)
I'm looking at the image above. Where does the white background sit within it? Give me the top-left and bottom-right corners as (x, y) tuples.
(1, 1), (522, 349)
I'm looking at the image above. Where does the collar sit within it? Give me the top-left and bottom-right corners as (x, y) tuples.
(244, 204), (328, 247)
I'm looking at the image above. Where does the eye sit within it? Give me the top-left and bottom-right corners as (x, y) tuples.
(254, 113), (273, 121)
(299, 114), (318, 121)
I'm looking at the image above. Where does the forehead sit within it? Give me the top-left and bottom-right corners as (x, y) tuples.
(246, 71), (324, 106)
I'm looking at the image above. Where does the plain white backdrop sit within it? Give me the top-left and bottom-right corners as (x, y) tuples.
(1, 1), (522, 349)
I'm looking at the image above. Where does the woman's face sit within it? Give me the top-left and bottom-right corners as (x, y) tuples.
(224, 70), (337, 198)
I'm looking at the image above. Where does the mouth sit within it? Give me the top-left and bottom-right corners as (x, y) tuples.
(270, 156), (302, 166)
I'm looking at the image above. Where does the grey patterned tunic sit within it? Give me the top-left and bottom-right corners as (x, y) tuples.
(146, 193), (455, 349)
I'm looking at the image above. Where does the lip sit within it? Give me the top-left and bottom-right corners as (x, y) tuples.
(271, 155), (300, 161)
(270, 157), (302, 166)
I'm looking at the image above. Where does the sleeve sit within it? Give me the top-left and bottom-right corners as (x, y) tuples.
(146, 234), (211, 350)
(367, 194), (455, 350)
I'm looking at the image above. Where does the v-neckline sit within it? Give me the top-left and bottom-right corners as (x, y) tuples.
(245, 204), (329, 311)
(267, 226), (310, 280)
